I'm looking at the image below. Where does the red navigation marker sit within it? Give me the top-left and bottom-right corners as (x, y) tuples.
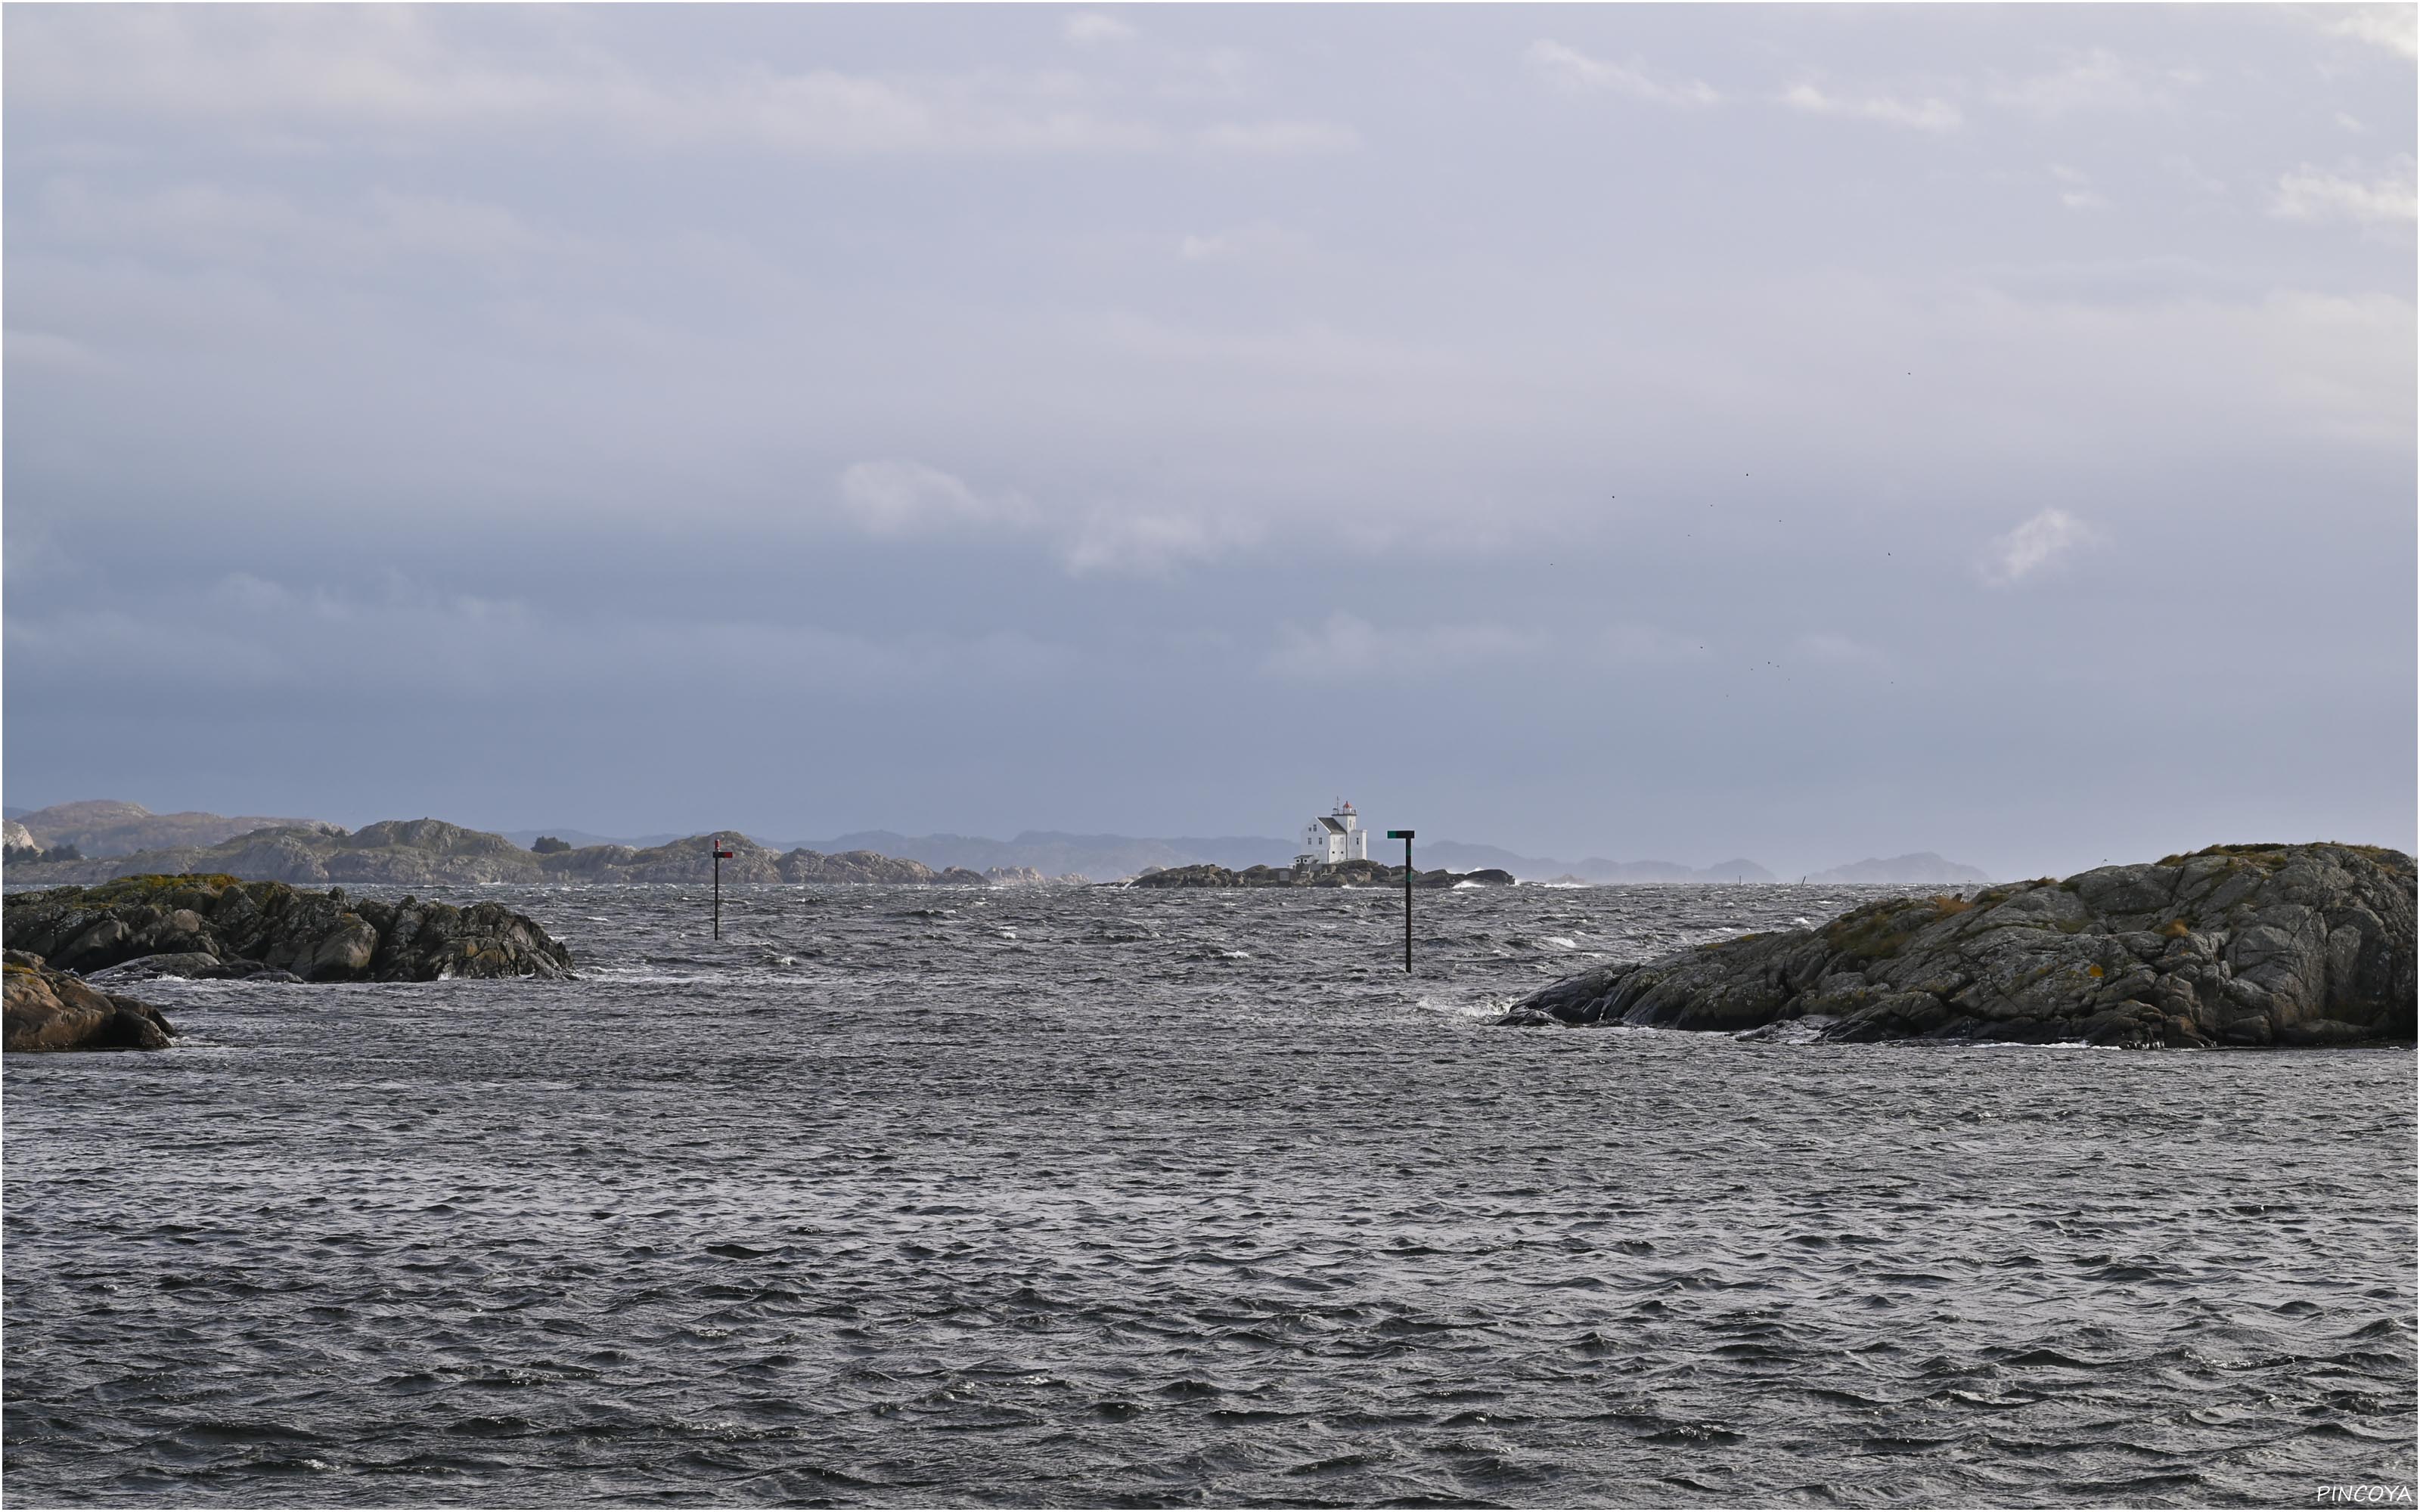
(714, 850), (734, 860)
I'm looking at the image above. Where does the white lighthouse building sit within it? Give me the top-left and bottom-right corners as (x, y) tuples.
(1295, 800), (1369, 872)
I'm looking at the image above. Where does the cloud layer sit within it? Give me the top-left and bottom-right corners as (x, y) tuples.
(4, 6), (2410, 875)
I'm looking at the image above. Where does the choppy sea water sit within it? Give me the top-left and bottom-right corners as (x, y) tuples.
(5, 881), (2413, 1507)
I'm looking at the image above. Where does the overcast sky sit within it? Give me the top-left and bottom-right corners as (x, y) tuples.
(5, 4), (2413, 878)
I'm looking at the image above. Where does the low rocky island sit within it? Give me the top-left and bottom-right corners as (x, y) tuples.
(1134, 860), (1516, 889)
(1502, 842), (2415, 1047)
(5, 875), (574, 984)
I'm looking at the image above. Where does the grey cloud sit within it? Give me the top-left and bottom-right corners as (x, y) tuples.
(1979, 510), (2098, 587)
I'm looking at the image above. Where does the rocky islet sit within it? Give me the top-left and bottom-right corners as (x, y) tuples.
(1503, 842), (2415, 1048)
(4, 875), (574, 986)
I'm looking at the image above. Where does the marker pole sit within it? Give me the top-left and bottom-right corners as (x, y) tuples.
(1386, 829), (1416, 974)
(714, 838), (721, 940)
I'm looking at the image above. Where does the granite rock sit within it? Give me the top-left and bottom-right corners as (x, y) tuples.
(5, 876), (575, 984)
(1504, 844), (2414, 1048)
(3, 950), (175, 1052)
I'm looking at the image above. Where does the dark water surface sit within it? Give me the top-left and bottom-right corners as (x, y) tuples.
(5, 882), (2413, 1507)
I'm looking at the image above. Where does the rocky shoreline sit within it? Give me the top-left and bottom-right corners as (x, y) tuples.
(1132, 860), (1516, 890)
(1501, 843), (2415, 1048)
(4, 875), (573, 985)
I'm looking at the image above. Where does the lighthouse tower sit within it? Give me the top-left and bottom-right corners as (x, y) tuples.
(1295, 800), (1369, 872)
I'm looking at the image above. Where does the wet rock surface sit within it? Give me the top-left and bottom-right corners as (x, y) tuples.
(2, 949), (175, 1052)
(4, 875), (574, 984)
(1507, 843), (2415, 1047)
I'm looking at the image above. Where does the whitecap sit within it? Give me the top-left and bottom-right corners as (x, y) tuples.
(1416, 996), (1508, 1021)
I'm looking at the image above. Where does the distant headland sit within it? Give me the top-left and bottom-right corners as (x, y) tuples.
(2, 813), (1061, 889)
(2, 800), (2000, 887)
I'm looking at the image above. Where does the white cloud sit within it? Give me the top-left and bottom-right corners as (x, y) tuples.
(832, 463), (1244, 578)
(835, 461), (1034, 538)
(1192, 119), (1359, 154)
(2270, 159), (2418, 225)
(2337, 111), (2369, 134)
(1779, 82), (1961, 132)
(1525, 40), (1719, 107)
(4, 8), (1163, 156)
(1178, 223), (1311, 264)
(1981, 509), (2096, 586)
(1266, 612), (1546, 680)
(1063, 12), (1136, 47)
(2324, 5), (2418, 57)
(1989, 48), (2191, 116)
(1059, 510), (1243, 577)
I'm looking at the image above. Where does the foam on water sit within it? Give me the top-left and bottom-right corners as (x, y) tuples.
(4, 880), (2412, 1507)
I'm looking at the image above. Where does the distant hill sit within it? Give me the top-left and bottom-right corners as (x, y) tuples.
(0, 818), (1022, 888)
(496, 828), (687, 851)
(8, 800), (331, 858)
(770, 830), (1296, 881)
(1806, 853), (1992, 885)
(0, 800), (1983, 888)
(766, 832), (1787, 884)
(1419, 841), (1777, 884)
